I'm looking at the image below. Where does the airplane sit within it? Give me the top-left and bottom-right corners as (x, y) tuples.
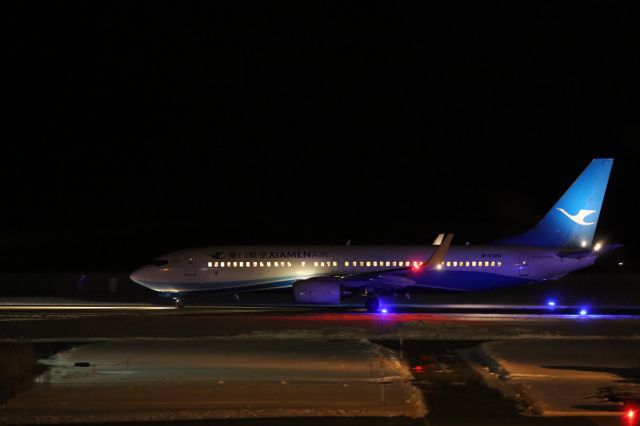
(130, 158), (617, 311)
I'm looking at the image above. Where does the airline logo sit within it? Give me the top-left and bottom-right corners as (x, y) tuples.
(556, 208), (597, 226)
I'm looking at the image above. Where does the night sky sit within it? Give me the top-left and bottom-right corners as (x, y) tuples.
(4, 2), (639, 273)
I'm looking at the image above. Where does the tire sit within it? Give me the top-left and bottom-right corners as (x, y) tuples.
(365, 296), (380, 313)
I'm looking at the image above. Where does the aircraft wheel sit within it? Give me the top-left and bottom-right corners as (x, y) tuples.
(175, 298), (185, 309)
(365, 296), (380, 313)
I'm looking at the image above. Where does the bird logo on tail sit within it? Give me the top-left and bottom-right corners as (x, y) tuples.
(556, 208), (597, 226)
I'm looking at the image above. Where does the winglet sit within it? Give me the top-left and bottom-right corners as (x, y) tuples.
(425, 233), (453, 268)
(432, 233), (445, 246)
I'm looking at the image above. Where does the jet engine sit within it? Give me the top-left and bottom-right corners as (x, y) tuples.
(293, 278), (341, 304)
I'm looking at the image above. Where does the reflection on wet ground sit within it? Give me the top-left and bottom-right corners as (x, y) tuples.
(0, 339), (425, 424)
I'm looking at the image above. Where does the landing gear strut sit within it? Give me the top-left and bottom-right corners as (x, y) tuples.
(365, 295), (380, 313)
(174, 297), (185, 309)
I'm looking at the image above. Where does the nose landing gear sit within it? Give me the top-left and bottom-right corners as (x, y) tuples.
(174, 297), (185, 309)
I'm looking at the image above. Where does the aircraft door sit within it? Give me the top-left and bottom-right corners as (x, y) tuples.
(185, 257), (197, 276)
(518, 255), (529, 276)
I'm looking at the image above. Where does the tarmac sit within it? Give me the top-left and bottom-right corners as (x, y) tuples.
(1, 274), (639, 425)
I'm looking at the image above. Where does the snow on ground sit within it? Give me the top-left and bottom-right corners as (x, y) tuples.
(0, 339), (426, 424)
(477, 339), (640, 416)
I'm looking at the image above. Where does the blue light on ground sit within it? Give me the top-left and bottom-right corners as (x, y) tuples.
(579, 308), (588, 316)
(381, 308), (388, 314)
(547, 300), (556, 307)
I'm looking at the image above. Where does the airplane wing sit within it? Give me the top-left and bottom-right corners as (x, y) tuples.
(335, 233), (454, 291)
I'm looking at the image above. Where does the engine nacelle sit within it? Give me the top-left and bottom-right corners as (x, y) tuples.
(293, 278), (341, 304)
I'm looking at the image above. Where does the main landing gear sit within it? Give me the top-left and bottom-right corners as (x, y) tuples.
(365, 295), (380, 313)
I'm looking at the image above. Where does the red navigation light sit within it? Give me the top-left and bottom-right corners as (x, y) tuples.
(412, 365), (424, 372)
(627, 409), (636, 420)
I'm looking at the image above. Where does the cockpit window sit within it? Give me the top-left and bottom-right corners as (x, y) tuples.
(151, 259), (169, 267)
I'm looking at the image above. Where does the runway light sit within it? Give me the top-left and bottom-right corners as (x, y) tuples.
(579, 308), (588, 316)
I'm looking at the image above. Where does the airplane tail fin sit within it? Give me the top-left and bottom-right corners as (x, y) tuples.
(495, 158), (613, 248)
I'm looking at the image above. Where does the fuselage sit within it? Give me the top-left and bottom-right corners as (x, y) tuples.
(130, 244), (597, 294)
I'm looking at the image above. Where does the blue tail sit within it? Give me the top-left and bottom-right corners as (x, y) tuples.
(496, 158), (613, 248)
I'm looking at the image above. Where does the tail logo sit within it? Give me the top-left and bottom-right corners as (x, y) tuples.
(556, 208), (597, 226)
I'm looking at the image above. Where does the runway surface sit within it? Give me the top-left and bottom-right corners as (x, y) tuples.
(1, 298), (640, 341)
(3, 296), (640, 314)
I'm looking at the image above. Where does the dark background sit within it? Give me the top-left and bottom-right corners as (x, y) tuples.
(3, 2), (639, 273)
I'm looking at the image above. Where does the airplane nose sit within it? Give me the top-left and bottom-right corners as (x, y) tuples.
(130, 266), (148, 284)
